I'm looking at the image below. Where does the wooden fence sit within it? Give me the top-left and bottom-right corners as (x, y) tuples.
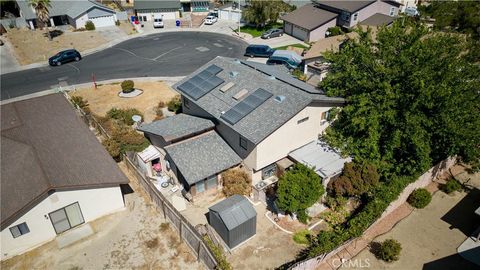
(63, 92), (218, 269)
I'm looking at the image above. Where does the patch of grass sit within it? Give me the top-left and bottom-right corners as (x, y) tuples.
(274, 43), (310, 50)
(108, 82), (121, 85)
(238, 22), (283, 37)
(293, 229), (311, 245)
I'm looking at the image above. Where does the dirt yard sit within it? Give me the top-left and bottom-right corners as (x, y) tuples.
(4, 28), (108, 65)
(1, 162), (204, 270)
(117, 21), (137, 36)
(340, 189), (480, 270)
(73, 81), (178, 123)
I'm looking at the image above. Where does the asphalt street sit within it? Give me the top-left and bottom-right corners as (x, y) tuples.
(0, 31), (247, 100)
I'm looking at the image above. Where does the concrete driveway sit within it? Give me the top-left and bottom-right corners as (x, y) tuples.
(248, 34), (308, 48)
(0, 39), (20, 74)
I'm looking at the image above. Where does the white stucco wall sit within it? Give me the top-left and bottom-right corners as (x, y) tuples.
(309, 18), (337, 42)
(1, 186), (124, 260)
(74, 13), (89, 28)
(244, 105), (332, 172)
(137, 11), (179, 21)
(352, 0), (399, 27)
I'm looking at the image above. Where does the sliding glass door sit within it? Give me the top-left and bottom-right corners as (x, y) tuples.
(49, 202), (85, 234)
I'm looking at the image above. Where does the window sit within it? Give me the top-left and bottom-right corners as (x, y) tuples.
(196, 180), (206, 193)
(9, 222), (30, 238)
(353, 13), (358, 21)
(239, 136), (247, 150)
(206, 175), (217, 189)
(389, 7), (395, 16)
(341, 11), (350, 22)
(49, 202), (84, 234)
(183, 97), (190, 109)
(297, 117), (309, 124)
(262, 163), (277, 180)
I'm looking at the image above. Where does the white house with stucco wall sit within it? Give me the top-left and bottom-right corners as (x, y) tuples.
(1, 93), (129, 260)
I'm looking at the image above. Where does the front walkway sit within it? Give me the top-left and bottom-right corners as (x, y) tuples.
(0, 38), (21, 73)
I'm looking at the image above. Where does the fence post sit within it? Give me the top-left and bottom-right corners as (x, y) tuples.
(179, 220), (183, 242)
(162, 200), (166, 220)
(197, 240), (202, 262)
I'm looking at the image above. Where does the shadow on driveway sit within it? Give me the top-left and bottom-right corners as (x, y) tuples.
(440, 188), (480, 236)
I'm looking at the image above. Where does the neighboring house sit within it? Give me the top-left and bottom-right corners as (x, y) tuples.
(134, 0), (181, 21)
(0, 94), (129, 260)
(16, 0), (118, 29)
(395, 0), (417, 12)
(139, 56), (344, 198)
(281, 0), (400, 42)
(218, 1), (244, 22)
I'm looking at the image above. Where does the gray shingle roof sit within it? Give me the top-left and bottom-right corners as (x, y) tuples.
(209, 195), (256, 230)
(173, 57), (344, 145)
(138, 114), (215, 143)
(165, 131), (241, 185)
(360, 13), (396, 26)
(314, 0), (375, 13)
(134, 0), (181, 10)
(1, 93), (129, 229)
(281, 3), (338, 31)
(16, 0), (114, 20)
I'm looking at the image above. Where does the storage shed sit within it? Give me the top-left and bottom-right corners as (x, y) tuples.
(208, 195), (256, 249)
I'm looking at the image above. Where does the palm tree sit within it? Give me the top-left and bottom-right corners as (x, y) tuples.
(28, 0), (52, 40)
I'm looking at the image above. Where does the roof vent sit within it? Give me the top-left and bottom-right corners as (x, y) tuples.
(234, 59), (241, 64)
(229, 71), (239, 78)
(275, 95), (286, 103)
(220, 81), (235, 92)
(233, 89), (248, 100)
(269, 75), (276, 80)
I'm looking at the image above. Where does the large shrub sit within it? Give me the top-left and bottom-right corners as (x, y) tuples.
(167, 96), (182, 113)
(377, 239), (402, 262)
(328, 162), (380, 197)
(407, 188), (431, 209)
(276, 163), (324, 215)
(121, 80), (135, 93)
(293, 229), (312, 245)
(70, 95), (90, 114)
(222, 168), (252, 197)
(85, 20), (95, 30)
(106, 107), (143, 126)
(203, 236), (232, 270)
(112, 125), (149, 153)
(441, 178), (462, 194)
(102, 138), (121, 161)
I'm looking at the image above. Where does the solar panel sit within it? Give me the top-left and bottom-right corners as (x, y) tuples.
(177, 64), (225, 100)
(221, 88), (273, 125)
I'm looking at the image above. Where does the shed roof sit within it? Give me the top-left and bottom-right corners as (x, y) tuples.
(359, 13), (396, 26)
(138, 114), (215, 143)
(174, 57), (344, 145)
(134, 0), (181, 10)
(1, 93), (129, 229)
(164, 131), (241, 185)
(289, 139), (352, 179)
(209, 195), (256, 230)
(16, 0), (114, 20)
(281, 3), (338, 31)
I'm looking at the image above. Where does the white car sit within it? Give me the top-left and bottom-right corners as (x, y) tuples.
(153, 16), (164, 28)
(204, 16), (217, 25)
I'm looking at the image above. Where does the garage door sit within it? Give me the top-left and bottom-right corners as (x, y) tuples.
(152, 12), (176, 20)
(89, 15), (115, 28)
(292, 25), (308, 42)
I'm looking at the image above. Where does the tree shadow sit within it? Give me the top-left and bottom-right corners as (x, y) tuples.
(43, 29), (64, 39)
(369, 241), (382, 259)
(441, 189), (480, 236)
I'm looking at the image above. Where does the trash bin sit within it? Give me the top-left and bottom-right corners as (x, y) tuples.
(176, 20), (180, 27)
(130, 16), (135, 22)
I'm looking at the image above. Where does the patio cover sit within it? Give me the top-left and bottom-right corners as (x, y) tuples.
(137, 145), (161, 163)
(289, 139), (351, 179)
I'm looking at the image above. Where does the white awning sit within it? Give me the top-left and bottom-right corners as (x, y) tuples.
(289, 139), (351, 179)
(137, 145), (161, 163)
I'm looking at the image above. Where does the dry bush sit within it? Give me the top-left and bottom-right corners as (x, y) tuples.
(145, 237), (159, 249)
(222, 168), (252, 197)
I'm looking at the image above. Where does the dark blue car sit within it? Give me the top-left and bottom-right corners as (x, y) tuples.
(49, 49), (82, 66)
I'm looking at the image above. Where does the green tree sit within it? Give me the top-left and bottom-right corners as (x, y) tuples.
(328, 162), (380, 197)
(276, 163), (324, 215)
(28, 0), (51, 40)
(242, 0), (294, 28)
(321, 21), (480, 176)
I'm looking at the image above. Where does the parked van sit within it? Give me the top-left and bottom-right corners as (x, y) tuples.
(267, 50), (302, 69)
(244, 45), (275, 58)
(153, 15), (164, 28)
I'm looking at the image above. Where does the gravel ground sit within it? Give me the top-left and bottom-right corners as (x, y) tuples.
(1, 162), (204, 270)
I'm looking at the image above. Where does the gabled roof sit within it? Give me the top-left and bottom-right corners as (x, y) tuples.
(281, 3), (338, 31)
(313, 0), (376, 13)
(173, 57), (344, 145)
(359, 13), (396, 26)
(209, 195), (256, 230)
(1, 93), (129, 229)
(134, 0), (181, 10)
(139, 114), (215, 143)
(164, 131), (241, 185)
(16, 0), (114, 20)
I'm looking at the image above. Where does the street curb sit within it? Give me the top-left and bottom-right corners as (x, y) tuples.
(0, 76), (184, 105)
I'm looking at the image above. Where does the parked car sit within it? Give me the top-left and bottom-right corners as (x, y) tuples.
(204, 15), (218, 25)
(153, 15), (164, 28)
(405, 6), (420, 17)
(261, 28), (283, 39)
(266, 50), (302, 69)
(48, 49), (81, 66)
(244, 45), (275, 58)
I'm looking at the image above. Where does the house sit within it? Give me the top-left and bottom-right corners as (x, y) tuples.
(281, 0), (400, 42)
(138, 57), (345, 199)
(134, 0), (181, 21)
(0, 93), (129, 260)
(394, 0), (418, 13)
(16, 0), (118, 29)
